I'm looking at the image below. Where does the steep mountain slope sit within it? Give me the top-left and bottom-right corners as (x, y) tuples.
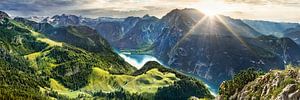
(149, 9), (300, 87)
(0, 17), (48, 98)
(218, 66), (300, 100)
(243, 20), (299, 37)
(15, 17), (113, 53)
(116, 15), (162, 49)
(95, 15), (163, 49)
(0, 48), (48, 99)
(14, 17), (53, 33)
(1, 12), (213, 99)
(153, 10), (262, 61)
(284, 25), (300, 45)
(0, 15), (52, 99)
(44, 26), (112, 53)
(166, 33), (300, 85)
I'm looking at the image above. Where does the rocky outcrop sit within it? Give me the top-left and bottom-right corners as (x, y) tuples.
(218, 66), (300, 100)
(276, 84), (298, 100)
(0, 11), (9, 19)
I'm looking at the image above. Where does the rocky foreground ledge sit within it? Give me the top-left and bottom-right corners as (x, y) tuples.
(217, 66), (300, 100)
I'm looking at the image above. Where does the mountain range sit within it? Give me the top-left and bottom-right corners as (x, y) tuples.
(22, 8), (300, 90)
(0, 11), (213, 99)
(242, 20), (299, 37)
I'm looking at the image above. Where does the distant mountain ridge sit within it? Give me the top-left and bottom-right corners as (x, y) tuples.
(41, 14), (124, 28)
(243, 20), (299, 37)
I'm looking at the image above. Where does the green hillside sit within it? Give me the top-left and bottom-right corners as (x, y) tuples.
(0, 16), (213, 99)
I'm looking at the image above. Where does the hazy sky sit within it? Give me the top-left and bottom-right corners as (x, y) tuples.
(0, 0), (299, 22)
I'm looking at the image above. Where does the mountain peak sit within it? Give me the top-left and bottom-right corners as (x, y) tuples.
(160, 8), (204, 33)
(143, 14), (150, 18)
(0, 11), (10, 19)
(161, 8), (204, 24)
(52, 14), (79, 19)
(164, 8), (203, 17)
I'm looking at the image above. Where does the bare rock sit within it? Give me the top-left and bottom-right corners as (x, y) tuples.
(288, 89), (300, 100)
(0, 11), (9, 19)
(276, 84), (297, 100)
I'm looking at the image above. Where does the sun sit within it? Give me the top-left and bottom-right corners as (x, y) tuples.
(201, 9), (219, 16)
(192, 1), (225, 17)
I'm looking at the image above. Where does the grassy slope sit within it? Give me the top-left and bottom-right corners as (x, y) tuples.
(50, 67), (180, 99)
(0, 18), (49, 99)
(48, 62), (213, 99)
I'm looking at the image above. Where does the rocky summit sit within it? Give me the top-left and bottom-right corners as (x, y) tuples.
(218, 65), (300, 100)
(0, 11), (9, 19)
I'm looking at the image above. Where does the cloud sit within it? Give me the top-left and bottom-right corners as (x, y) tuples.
(68, 6), (171, 18)
(0, 0), (190, 17)
(0, 0), (299, 22)
(0, 0), (93, 16)
(223, 0), (300, 5)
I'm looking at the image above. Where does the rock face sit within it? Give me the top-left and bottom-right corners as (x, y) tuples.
(0, 11), (9, 19)
(277, 84), (297, 100)
(284, 25), (300, 45)
(218, 66), (300, 100)
(95, 16), (162, 49)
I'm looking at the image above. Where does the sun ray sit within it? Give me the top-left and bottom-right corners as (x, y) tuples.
(170, 15), (209, 51)
(215, 15), (255, 53)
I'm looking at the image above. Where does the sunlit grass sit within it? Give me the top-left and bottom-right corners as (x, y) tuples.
(81, 67), (121, 92)
(24, 52), (42, 69)
(48, 67), (181, 98)
(81, 67), (179, 93)
(50, 78), (69, 91)
(37, 38), (63, 47)
(49, 78), (92, 98)
(123, 68), (179, 93)
(29, 27), (63, 47)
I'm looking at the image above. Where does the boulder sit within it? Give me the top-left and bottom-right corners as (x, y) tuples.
(288, 90), (300, 100)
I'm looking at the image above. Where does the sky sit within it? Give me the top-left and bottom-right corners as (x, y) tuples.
(0, 0), (300, 22)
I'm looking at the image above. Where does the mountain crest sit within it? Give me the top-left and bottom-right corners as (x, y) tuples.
(161, 8), (204, 22)
(0, 11), (10, 19)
